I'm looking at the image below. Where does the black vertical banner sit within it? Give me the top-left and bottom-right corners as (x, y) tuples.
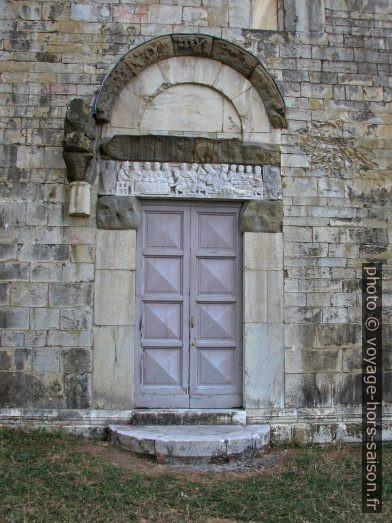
(362, 263), (382, 513)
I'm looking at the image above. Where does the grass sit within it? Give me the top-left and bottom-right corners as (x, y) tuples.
(0, 429), (391, 522)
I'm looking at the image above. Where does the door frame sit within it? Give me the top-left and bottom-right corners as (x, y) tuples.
(134, 199), (243, 409)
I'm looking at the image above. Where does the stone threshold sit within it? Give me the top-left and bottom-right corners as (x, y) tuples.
(110, 424), (270, 461)
(132, 409), (246, 425)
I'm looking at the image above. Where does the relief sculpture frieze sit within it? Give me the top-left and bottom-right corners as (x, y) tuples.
(99, 161), (282, 200)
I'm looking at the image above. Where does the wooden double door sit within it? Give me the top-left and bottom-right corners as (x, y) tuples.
(135, 201), (242, 408)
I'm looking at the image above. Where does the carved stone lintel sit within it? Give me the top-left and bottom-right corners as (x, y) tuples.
(96, 196), (141, 230)
(240, 200), (283, 233)
(99, 161), (282, 201)
(100, 135), (280, 166)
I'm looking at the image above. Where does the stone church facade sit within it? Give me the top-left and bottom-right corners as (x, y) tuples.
(0, 0), (391, 443)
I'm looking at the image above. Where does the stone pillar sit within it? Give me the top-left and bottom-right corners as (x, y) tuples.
(92, 230), (136, 409)
(243, 233), (284, 409)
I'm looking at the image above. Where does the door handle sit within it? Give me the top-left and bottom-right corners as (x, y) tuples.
(190, 316), (195, 328)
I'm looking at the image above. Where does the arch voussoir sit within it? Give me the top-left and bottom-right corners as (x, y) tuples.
(95, 34), (286, 129)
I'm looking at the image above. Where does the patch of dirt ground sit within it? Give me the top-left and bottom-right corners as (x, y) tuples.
(80, 439), (296, 481)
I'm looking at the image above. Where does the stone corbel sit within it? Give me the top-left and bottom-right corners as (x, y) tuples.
(63, 98), (97, 217)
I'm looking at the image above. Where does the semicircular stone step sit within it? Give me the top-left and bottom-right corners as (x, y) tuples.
(109, 424), (270, 459)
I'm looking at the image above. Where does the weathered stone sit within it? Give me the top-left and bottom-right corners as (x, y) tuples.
(244, 233), (283, 270)
(249, 65), (287, 128)
(122, 36), (174, 76)
(69, 181), (91, 217)
(95, 62), (134, 123)
(93, 326), (134, 409)
(30, 308), (59, 330)
(283, 0), (325, 33)
(49, 283), (93, 307)
(244, 323), (284, 408)
(263, 166), (282, 199)
(63, 132), (94, 154)
(32, 348), (60, 372)
(0, 263), (29, 281)
(96, 230), (136, 270)
(60, 307), (92, 330)
(0, 308), (29, 330)
(14, 349), (31, 371)
(172, 34), (213, 57)
(240, 200), (283, 233)
(65, 373), (91, 408)
(94, 271), (135, 325)
(101, 135), (280, 166)
(211, 38), (258, 78)
(64, 98), (95, 140)
(96, 196), (141, 230)
(0, 372), (64, 408)
(110, 424), (270, 458)
(0, 283), (9, 305)
(0, 350), (11, 370)
(62, 348), (92, 374)
(63, 152), (94, 183)
(47, 330), (93, 347)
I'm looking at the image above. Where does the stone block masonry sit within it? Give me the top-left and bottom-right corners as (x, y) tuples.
(0, 0), (391, 442)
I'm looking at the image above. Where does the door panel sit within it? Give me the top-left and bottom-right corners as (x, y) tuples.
(135, 204), (190, 408)
(135, 202), (242, 408)
(189, 205), (242, 408)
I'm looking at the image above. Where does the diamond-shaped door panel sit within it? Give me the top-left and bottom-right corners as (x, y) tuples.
(143, 348), (181, 386)
(145, 257), (182, 294)
(198, 303), (235, 340)
(198, 258), (234, 295)
(198, 349), (234, 385)
(198, 214), (235, 250)
(145, 212), (183, 249)
(144, 303), (181, 340)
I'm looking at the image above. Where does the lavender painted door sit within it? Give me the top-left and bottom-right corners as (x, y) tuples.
(135, 201), (242, 408)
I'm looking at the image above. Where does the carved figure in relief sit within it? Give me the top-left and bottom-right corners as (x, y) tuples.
(220, 164), (234, 195)
(196, 165), (208, 195)
(171, 164), (187, 195)
(152, 161), (164, 182)
(189, 163), (199, 194)
(252, 165), (263, 197)
(204, 164), (219, 193)
(142, 162), (153, 181)
(245, 165), (253, 179)
(118, 161), (131, 181)
(108, 160), (270, 200)
(162, 163), (173, 184)
(237, 165), (246, 184)
(132, 161), (143, 182)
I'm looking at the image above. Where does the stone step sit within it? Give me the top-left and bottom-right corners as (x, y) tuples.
(131, 409), (246, 426)
(109, 424), (270, 461)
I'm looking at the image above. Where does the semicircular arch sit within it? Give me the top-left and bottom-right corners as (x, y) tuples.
(95, 34), (286, 129)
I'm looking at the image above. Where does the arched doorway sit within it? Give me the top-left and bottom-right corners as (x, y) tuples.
(91, 34), (285, 412)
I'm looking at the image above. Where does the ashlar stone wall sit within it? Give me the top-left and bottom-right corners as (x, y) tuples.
(0, 0), (391, 441)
